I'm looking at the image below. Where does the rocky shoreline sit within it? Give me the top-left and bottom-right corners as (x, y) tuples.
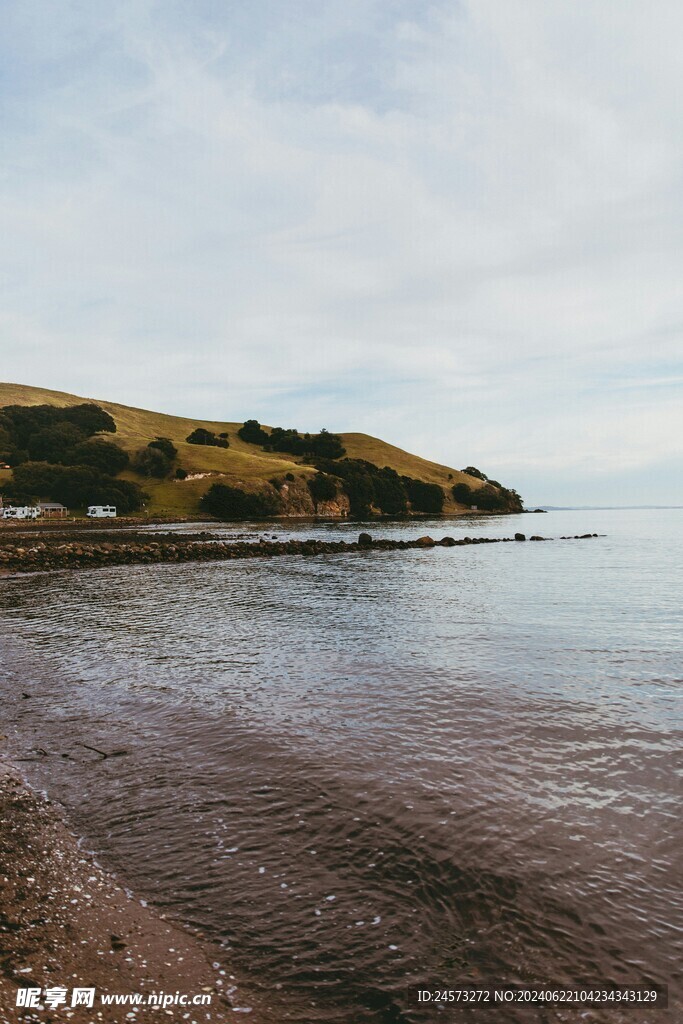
(0, 531), (600, 574)
(0, 764), (273, 1022)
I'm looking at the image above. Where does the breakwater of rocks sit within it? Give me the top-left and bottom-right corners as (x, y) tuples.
(0, 531), (600, 574)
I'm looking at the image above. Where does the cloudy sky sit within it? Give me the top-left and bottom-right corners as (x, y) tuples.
(2, 0), (682, 504)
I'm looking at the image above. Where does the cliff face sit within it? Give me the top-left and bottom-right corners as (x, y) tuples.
(276, 481), (350, 518)
(313, 493), (351, 517)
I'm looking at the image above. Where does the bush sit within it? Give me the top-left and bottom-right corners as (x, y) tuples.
(186, 427), (229, 448)
(148, 437), (177, 460)
(285, 472), (295, 481)
(308, 473), (337, 503)
(132, 447), (173, 478)
(67, 439), (130, 474)
(200, 484), (282, 520)
(175, 467), (188, 480)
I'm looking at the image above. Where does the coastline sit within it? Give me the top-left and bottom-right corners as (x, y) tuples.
(0, 529), (599, 575)
(0, 762), (270, 1022)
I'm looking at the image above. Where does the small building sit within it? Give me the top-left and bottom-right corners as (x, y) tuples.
(39, 502), (69, 519)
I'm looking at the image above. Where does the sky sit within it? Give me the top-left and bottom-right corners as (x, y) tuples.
(1, 0), (682, 505)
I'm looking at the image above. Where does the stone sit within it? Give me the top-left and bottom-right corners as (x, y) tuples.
(514, 533), (526, 541)
(358, 533), (373, 547)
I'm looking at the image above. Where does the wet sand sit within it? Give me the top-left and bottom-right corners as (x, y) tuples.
(0, 764), (269, 1023)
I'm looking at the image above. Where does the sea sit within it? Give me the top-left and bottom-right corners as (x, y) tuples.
(1, 509), (681, 1022)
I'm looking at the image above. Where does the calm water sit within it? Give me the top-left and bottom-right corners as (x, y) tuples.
(1, 510), (681, 1022)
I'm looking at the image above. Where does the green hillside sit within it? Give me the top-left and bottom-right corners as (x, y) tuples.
(0, 382), (490, 516)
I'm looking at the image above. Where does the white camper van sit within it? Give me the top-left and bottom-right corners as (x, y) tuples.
(87, 505), (117, 518)
(2, 505), (40, 520)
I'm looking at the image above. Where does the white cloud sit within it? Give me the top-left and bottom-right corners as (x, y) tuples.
(1, 0), (682, 502)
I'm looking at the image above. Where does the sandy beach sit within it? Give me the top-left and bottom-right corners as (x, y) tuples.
(0, 764), (269, 1023)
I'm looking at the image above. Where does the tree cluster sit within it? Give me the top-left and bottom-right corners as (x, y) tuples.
(237, 420), (346, 460)
(237, 419), (269, 445)
(132, 437), (179, 478)
(0, 403), (118, 467)
(186, 427), (229, 448)
(452, 481), (523, 512)
(307, 473), (338, 503)
(313, 459), (444, 517)
(6, 462), (146, 513)
(200, 483), (281, 519)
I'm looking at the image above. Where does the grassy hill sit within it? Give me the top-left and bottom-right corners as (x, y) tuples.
(0, 382), (487, 516)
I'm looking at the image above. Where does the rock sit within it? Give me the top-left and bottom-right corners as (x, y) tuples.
(514, 533), (526, 541)
(358, 533), (373, 547)
(530, 536), (544, 541)
(414, 536), (435, 547)
(439, 537), (456, 546)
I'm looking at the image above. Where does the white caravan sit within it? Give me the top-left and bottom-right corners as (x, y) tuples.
(87, 505), (117, 518)
(2, 505), (40, 520)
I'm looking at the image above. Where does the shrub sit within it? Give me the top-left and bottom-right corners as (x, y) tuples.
(132, 447), (172, 478)
(285, 472), (295, 481)
(148, 437), (177, 460)
(200, 484), (282, 520)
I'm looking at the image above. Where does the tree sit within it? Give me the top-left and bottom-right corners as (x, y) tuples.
(452, 482), (474, 505)
(148, 437), (177, 460)
(461, 466), (488, 481)
(11, 462), (145, 512)
(309, 429), (346, 459)
(186, 428), (229, 448)
(238, 419), (270, 445)
(404, 479), (444, 514)
(308, 473), (337, 503)
(62, 404), (116, 435)
(68, 439), (130, 474)
(132, 447), (172, 478)
(200, 484), (281, 519)
(27, 423), (87, 463)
